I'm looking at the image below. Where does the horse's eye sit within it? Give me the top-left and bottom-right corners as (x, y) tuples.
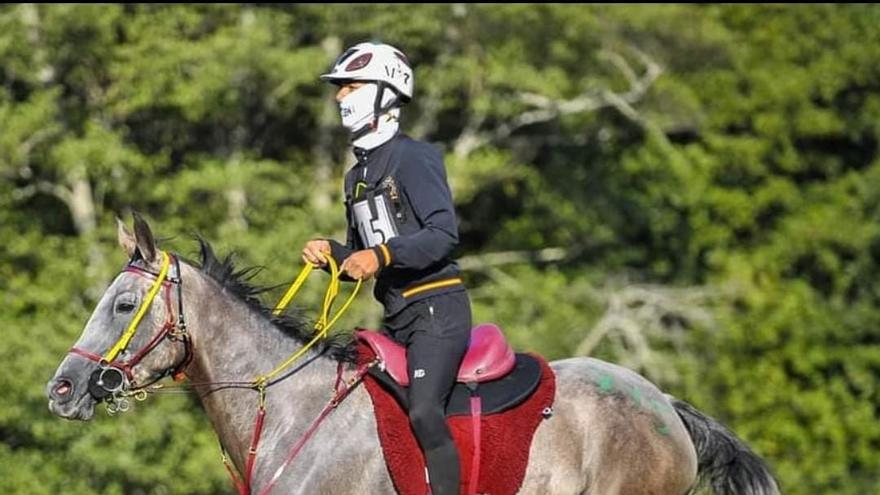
(116, 301), (136, 313)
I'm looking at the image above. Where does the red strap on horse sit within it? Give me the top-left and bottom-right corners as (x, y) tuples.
(68, 347), (104, 363)
(222, 403), (266, 495)
(218, 387), (268, 495)
(468, 392), (483, 495)
(245, 406), (267, 491)
(255, 362), (373, 495)
(223, 459), (247, 495)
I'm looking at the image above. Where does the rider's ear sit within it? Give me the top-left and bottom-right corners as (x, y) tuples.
(132, 212), (158, 264)
(117, 216), (137, 259)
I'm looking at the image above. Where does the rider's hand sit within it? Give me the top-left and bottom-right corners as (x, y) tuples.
(341, 249), (380, 281)
(302, 240), (331, 267)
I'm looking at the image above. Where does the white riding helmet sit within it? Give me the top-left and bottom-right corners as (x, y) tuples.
(320, 42), (414, 102)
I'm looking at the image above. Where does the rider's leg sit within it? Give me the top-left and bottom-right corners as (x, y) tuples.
(402, 292), (471, 495)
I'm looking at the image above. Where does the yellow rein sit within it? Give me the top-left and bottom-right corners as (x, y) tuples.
(106, 250), (359, 391)
(255, 256), (362, 387)
(103, 250), (171, 363)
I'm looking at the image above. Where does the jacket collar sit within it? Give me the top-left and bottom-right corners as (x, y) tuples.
(353, 132), (401, 163)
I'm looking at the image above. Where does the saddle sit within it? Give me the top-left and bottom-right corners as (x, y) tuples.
(355, 324), (542, 415)
(355, 324), (556, 495)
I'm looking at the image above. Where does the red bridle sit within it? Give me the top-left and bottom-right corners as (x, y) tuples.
(68, 255), (192, 391)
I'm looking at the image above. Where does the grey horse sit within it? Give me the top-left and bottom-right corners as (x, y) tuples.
(46, 216), (780, 495)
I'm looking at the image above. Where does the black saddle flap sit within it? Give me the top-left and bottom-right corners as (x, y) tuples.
(367, 353), (543, 417)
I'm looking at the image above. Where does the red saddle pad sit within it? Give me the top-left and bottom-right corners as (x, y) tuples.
(359, 345), (556, 495)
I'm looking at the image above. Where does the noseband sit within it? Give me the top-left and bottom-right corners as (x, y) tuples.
(68, 251), (192, 409)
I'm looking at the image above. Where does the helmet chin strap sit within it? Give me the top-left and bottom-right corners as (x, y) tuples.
(351, 110), (400, 150)
(350, 81), (401, 146)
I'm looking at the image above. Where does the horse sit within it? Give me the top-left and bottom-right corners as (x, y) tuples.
(46, 216), (780, 495)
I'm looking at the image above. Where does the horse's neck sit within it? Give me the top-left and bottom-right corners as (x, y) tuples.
(180, 264), (338, 470)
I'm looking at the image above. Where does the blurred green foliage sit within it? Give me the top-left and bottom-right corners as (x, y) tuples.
(1, 4), (878, 494)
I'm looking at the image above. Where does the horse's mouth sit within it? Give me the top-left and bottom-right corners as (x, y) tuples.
(48, 392), (97, 421)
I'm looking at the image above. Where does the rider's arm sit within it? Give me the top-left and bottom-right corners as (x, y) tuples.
(382, 143), (459, 271)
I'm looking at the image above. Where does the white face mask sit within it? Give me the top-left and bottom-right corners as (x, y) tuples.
(338, 83), (397, 133)
(339, 84), (375, 132)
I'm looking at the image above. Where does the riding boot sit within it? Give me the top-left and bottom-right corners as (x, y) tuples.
(424, 443), (461, 495)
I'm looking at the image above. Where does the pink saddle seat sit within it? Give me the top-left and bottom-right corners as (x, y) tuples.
(356, 323), (516, 387)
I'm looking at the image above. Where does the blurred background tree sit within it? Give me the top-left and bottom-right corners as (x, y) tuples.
(1, 4), (878, 494)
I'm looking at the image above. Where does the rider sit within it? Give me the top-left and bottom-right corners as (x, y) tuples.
(302, 41), (470, 495)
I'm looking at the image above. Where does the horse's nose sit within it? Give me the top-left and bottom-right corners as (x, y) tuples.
(48, 378), (75, 403)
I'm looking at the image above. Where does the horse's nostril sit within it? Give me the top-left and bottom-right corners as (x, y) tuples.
(53, 380), (72, 398)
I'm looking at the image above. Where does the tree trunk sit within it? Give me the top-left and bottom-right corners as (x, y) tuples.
(311, 36), (342, 212)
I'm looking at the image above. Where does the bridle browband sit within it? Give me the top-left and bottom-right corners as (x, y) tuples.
(68, 251), (192, 407)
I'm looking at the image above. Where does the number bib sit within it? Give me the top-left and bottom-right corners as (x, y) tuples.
(352, 193), (399, 247)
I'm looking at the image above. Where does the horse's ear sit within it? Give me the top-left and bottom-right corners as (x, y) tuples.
(117, 216), (137, 259)
(132, 211), (157, 264)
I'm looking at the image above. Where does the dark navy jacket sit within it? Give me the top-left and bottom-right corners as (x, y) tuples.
(328, 133), (465, 316)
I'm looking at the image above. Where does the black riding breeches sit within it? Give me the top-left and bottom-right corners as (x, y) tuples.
(384, 291), (471, 495)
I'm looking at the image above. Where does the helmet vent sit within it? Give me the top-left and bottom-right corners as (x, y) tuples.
(346, 53), (373, 71)
(394, 51), (411, 68)
(335, 48), (358, 67)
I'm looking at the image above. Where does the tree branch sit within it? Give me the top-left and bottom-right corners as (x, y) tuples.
(13, 180), (73, 204)
(454, 46), (664, 159)
(452, 116), (487, 159)
(458, 247), (569, 271)
(576, 282), (724, 382)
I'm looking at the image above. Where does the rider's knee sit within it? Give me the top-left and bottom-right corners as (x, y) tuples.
(408, 403), (447, 445)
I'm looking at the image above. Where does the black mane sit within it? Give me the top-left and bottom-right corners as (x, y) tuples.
(193, 238), (357, 363)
